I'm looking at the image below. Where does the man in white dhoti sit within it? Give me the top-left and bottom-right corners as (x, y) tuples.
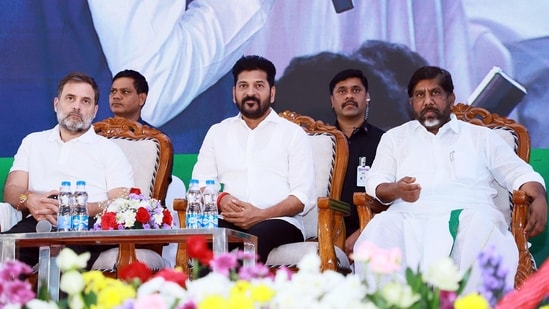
(353, 66), (547, 291)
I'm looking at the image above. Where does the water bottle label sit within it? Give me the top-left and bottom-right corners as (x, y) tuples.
(72, 215), (89, 231)
(186, 214), (200, 229)
(57, 215), (72, 231)
(202, 214), (218, 229)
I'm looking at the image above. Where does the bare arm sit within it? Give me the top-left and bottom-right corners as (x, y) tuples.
(87, 187), (130, 217)
(4, 170), (59, 224)
(520, 181), (548, 237)
(220, 194), (303, 229)
(375, 176), (421, 204)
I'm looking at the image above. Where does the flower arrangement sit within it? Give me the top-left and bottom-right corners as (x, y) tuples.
(93, 188), (173, 230)
(2, 237), (549, 309)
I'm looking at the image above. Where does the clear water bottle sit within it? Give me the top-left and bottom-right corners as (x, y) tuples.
(72, 180), (89, 231)
(57, 181), (72, 232)
(202, 180), (218, 228)
(186, 179), (202, 229)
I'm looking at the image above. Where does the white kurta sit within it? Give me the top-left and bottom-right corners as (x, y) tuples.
(354, 114), (545, 291)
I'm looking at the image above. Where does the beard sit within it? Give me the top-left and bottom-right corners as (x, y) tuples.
(237, 95), (271, 119)
(415, 104), (452, 130)
(58, 111), (94, 133)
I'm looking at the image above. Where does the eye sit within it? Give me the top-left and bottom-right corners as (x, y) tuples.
(123, 90), (130, 95)
(352, 88), (362, 94)
(109, 89), (116, 94)
(82, 99), (91, 105)
(337, 89), (346, 95)
(431, 89), (442, 96)
(414, 92), (425, 98)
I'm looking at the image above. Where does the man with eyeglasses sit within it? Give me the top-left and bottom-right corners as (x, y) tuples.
(353, 66), (547, 291)
(328, 69), (384, 257)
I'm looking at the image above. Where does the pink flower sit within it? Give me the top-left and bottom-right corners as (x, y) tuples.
(134, 294), (168, 309)
(353, 241), (402, 275)
(210, 253), (238, 277)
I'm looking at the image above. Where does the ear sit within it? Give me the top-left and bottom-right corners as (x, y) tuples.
(139, 93), (147, 107)
(330, 95), (335, 109)
(270, 85), (276, 104)
(448, 92), (456, 106)
(93, 104), (99, 119)
(53, 97), (59, 112)
(232, 87), (236, 104)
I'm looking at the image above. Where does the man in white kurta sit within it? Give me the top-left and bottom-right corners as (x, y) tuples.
(354, 66), (547, 291)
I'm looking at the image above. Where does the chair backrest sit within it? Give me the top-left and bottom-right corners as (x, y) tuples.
(278, 111), (348, 239)
(452, 103), (530, 226)
(93, 117), (173, 201)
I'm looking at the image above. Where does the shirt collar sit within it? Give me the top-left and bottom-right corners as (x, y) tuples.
(236, 107), (280, 127)
(48, 124), (98, 143)
(335, 119), (368, 135)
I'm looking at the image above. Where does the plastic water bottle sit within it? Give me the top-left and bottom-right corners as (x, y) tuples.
(186, 179), (202, 229)
(72, 180), (89, 231)
(57, 181), (72, 232)
(201, 180), (218, 228)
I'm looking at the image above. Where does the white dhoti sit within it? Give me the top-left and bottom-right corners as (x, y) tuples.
(353, 206), (518, 293)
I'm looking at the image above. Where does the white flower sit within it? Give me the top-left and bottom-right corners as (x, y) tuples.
(60, 270), (85, 295)
(24, 300), (59, 309)
(422, 257), (463, 291)
(380, 281), (421, 308)
(56, 248), (90, 272)
(296, 252), (321, 273)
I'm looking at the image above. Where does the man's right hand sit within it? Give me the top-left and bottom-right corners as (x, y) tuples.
(396, 176), (421, 202)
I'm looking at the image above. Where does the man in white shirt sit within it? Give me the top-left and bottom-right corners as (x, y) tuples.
(2, 72), (134, 268)
(192, 55), (317, 263)
(353, 66), (547, 290)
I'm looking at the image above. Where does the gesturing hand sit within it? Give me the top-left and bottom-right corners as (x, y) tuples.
(396, 176), (421, 202)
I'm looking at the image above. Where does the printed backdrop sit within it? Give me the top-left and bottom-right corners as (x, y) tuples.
(1, 0), (548, 158)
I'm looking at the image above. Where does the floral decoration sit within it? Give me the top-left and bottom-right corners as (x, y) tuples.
(2, 236), (549, 309)
(93, 187), (172, 230)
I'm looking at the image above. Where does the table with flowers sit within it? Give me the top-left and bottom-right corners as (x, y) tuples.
(0, 228), (257, 300)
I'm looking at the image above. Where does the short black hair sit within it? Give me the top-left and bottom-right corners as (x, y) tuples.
(231, 55), (276, 88)
(113, 69), (149, 95)
(407, 66), (454, 97)
(57, 72), (100, 105)
(329, 69), (369, 94)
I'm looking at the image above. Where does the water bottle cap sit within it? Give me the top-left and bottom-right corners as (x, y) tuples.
(206, 180), (215, 185)
(76, 180), (86, 186)
(190, 179), (199, 184)
(61, 181), (71, 186)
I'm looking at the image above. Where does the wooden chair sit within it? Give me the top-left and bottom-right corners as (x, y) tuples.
(91, 117), (173, 277)
(173, 110), (351, 274)
(353, 102), (534, 288)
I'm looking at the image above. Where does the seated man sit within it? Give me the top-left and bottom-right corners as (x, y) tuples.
(354, 66), (547, 290)
(2, 72), (134, 268)
(109, 69), (153, 127)
(191, 55), (317, 263)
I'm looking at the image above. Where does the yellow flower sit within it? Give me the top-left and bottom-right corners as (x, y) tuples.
(94, 279), (136, 309)
(199, 295), (229, 309)
(454, 293), (490, 309)
(250, 283), (275, 303)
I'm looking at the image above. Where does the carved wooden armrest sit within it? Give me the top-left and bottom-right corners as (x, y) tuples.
(353, 192), (388, 232)
(512, 189), (534, 288)
(317, 197), (350, 272)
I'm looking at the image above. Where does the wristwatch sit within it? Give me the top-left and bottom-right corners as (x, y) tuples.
(18, 192), (29, 210)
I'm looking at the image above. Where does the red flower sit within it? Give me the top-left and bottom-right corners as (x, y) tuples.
(187, 235), (214, 265)
(100, 212), (118, 230)
(135, 207), (150, 224)
(154, 268), (188, 288)
(129, 187), (142, 195)
(119, 261), (153, 283)
(162, 209), (173, 226)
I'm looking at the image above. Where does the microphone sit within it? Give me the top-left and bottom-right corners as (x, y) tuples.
(36, 220), (53, 232)
(332, 0), (354, 13)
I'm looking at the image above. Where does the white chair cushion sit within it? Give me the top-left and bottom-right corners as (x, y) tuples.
(109, 138), (159, 198)
(92, 247), (168, 271)
(491, 127), (517, 227)
(265, 241), (350, 271)
(303, 133), (336, 239)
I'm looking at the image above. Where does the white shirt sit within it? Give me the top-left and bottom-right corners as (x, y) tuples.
(192, 109), (316, 236)
(365, 114), (545, 214)
(11, 125), (134, 202)
(88, 0), (275, 126)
